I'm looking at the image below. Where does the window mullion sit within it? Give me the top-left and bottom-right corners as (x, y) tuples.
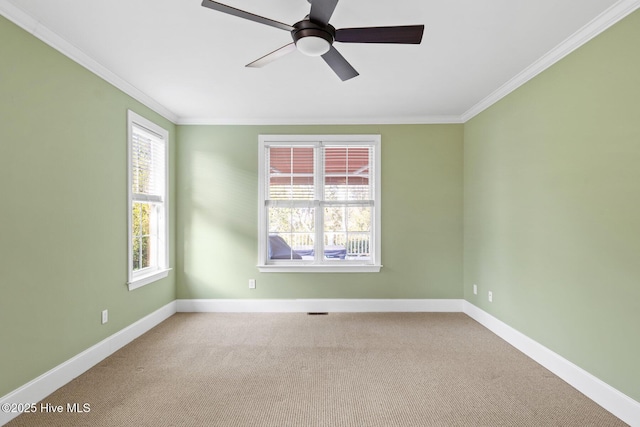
(314, 143), (324, 265)
(345, 206), (350, 259)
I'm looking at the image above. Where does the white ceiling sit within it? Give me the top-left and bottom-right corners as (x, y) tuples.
(2, 0), (638, 124)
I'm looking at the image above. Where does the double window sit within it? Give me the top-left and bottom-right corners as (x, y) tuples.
(258, 135), (381, 272)
(127, 111), (170, 290)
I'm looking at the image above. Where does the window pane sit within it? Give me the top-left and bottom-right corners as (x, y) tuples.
(132, 202), (155, 270)
(269, 147), (314, 200)
(132, 238), (141, 271)
(268, 206), (315, 260)
(141, 203), (150, 236)
(324, 206), (371, 260)
(325, 146), (371, 201)
(141, 236), (150, 269)
(347, 206), (371, 232)
(133, 202), (151, 236)
(132, 203), (142, 237)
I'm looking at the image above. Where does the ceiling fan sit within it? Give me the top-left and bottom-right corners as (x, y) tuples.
(201, 0), (425, 81)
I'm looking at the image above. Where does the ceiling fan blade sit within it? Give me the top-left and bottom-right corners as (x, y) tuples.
(335, 25), (425, 44)
(246, 43), (297, 68)
(309, 0), (339, 26)
(201, 0), (294, 32)
(321, 46), (359, 81)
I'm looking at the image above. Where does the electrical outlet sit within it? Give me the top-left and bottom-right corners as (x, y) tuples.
(101, 309), (108, 324)
(473, 284), (477, 295)
(249, 279), (256, 289)
(488, 291), (493, 303)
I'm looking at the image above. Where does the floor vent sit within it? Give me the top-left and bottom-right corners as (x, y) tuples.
(307, 312), (329, 315)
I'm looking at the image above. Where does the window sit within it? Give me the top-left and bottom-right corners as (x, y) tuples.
(127, 110), (170, 290)
(258, 135), (381, 272)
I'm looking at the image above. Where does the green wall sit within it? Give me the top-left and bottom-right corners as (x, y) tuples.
(177, 124), (463, 300)
(0, 16), (176, 396)
(464, 10), (640, 402)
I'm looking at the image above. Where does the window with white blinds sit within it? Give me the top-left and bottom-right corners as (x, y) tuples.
(127, 110), (170, 290)
(258, 135), (381, 273)
(131, 125), (165, 203)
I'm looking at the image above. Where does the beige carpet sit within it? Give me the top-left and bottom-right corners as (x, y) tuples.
(7, 313), (626, 426)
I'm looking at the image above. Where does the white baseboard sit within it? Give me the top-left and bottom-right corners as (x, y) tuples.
(463, 301), (640, 427)
(0, 301), (177, 426)
(176, 298), (464, 313)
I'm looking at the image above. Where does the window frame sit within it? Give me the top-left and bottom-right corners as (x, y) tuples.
(127, 110), (170, 290)
(258, 134), (382, 273)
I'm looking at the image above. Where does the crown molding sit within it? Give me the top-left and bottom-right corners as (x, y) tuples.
(0, 0), (179, 124)
(461, 0), (640, 122)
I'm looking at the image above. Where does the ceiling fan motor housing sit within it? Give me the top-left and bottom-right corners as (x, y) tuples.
(292, 19), (335, 56)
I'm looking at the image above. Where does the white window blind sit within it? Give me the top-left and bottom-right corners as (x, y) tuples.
(268, 146), (315, 201)
(132, 124), (165, 204)
(324, 145), (373, 201)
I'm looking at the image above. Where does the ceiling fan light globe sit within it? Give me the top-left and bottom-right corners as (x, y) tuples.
(296, 36), (331, 56)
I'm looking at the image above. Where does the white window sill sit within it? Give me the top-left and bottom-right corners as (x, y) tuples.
(258, 265), (382, 273)
(128, 268), (172, 291)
